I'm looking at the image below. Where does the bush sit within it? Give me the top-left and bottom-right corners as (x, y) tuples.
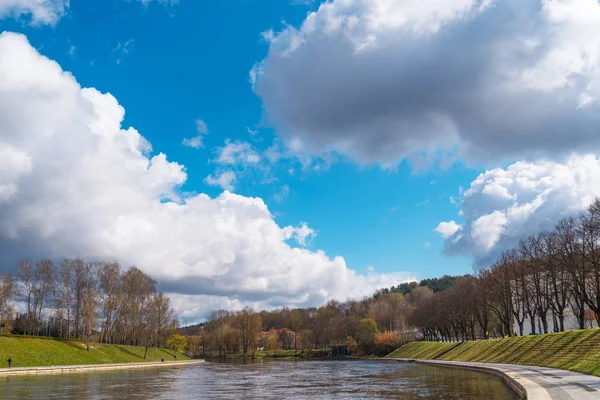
(374, 332), (403, 356)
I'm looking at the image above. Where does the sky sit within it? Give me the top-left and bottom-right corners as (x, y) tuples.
(1, 0), (600, 323)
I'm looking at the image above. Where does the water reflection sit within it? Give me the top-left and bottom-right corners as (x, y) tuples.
(0, 360), (518, 399)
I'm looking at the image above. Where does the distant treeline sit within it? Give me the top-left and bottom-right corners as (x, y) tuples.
(374, 275), (460, 297)
(0, 259), (179, 357)
(183, 286), (448, 358)
(180, 278), (466, 358)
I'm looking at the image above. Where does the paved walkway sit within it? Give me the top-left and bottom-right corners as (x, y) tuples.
(389, 358), (600, 400)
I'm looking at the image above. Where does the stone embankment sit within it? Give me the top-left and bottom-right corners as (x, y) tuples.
(0, 359), (204, 376)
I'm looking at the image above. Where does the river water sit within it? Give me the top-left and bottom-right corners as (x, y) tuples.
(1, 360), (518, 399)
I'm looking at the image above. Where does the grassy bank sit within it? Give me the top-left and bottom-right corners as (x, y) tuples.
(0, 336), (189, 368)
(386, 328), (600, 376)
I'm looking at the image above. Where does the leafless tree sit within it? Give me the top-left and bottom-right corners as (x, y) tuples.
(0, 272), (15, 334)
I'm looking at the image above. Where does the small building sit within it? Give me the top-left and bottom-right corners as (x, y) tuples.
(329, 345), (349, 357)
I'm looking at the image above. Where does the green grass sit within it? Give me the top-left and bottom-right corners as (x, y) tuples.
(0, 336), (189, 368)
(385, 328), (600, 376)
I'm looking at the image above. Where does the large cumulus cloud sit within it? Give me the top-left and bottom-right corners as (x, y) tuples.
(436, 155), (600, 267)
(253, 0), (600, 167)
(0, 32), (406, 322)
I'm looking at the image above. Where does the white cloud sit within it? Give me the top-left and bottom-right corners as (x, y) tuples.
(0, 32), (405, 322)
(437, 154), (600, 266)
(283, 222), (316, 247)
(416, 198), (430, 207)
(253, 0), (600, 168)
(434, 220), (461, 239)
(195, 119), (208, 134)
(273, 184), (290, 203)
(214, 140), (260, 165)
(249, 61), (263, 90)
(182, 119), (209, 149)
(0, 0), (68, 25)
(204, 171), (236, 191)
(181, 136), (202, 149)
(0, 143), (31, 203)
(113, 39), (134, 64)
(136, 0), (178, 6)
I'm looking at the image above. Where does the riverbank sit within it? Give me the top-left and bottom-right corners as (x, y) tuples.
(0, 359), (204, 376)
(0, 336), (189, 368)
(385, 328), (600, 376)
(387, 359), (537, 399)
(202, 349), (367, 361)
(387, 358), (600, 399)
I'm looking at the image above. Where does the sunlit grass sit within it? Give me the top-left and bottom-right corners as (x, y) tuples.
(0, 336), (189, 368)
(385, 328), (600, 376)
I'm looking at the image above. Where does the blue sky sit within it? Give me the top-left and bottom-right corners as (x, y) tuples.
(1, 0), (475, 278)
(2, 0), (600, 321)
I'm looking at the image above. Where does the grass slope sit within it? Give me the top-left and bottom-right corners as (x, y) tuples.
(385, 328), (600, 376)
(0, 336), (189, 368)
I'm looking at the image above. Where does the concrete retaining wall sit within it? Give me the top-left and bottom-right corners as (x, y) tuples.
(0, 359), (204, 376)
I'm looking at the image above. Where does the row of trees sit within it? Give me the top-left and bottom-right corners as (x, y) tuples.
(184, 288), (432, 357)
(0, 259), (179, 356)
(410, 198), (600, 341)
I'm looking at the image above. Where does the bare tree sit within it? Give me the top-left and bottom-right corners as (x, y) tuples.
(505, 249), (526, 336)
(33, 259), (56, 336)
(143, 292), (176, 359)
(556, 217), (587, 329)
(0, 272), (15, 334)
(57, 259), (75, 338)
(580, 199), (600, 326)
(488, 259), (514, 337)
(17, 260), (34, 335)
(121, 266), (156, 345)
(98, 262), (122, 343)
(82, 272), (98, 351)
(542, 231), (571, 332)
(72, 258), (87, 339)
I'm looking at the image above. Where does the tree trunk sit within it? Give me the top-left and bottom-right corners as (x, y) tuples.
(529, 313), (536, 334)
(540, 313), (548, 334)
(579, 308), (585, 329)
(518, 322), (523, 336)
(559, 313), (565, 332)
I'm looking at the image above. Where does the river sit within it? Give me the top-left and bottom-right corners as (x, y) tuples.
(1, 360), (518, 399)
